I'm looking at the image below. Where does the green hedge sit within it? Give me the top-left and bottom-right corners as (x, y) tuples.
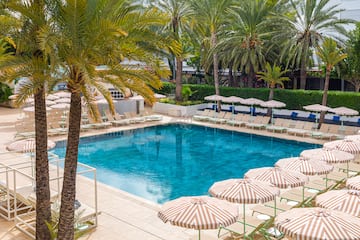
(158, 82), (360, 112)
(0, 83), (12, 103)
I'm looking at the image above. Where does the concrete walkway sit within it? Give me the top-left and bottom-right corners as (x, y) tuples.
(0, 106), (326, 240)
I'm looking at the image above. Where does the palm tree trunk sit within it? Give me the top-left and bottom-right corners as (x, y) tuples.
(229, 64), (234, 87)
(355, 83), (360, 92)
(300, 44), (308, 90)
(34, 87), (51, 240)
(211, 31), (220, 111)
(175, 56), (183, 102)
(267, 87), (274, 116)
(319, 68), (331, 125)
(58, 91), (82, 240)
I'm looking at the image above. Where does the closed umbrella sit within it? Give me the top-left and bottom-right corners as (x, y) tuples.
(209, 178), (279, 233)
(275, 207), (360, 240)
(260, 100), (286, 124)
(316, 189), (360, 217)
(158, 196), (238, 240)
(346, 176), (360, 190)
(244, 167), (308, 189)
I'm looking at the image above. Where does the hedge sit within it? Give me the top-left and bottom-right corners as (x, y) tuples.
(158, 82), (360, 112)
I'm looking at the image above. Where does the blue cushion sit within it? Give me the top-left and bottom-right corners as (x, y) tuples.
(332, 116), (340, 122)
(308, 113), (316, 119)
(290, 112), (298, 119)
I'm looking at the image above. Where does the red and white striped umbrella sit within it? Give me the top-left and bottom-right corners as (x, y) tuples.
(324, 139), (360, 154)
(244, 167), (308, 189)
(275, 207), (360, 240)
(301, 148), (354, 164)
(346, 176), (360, 191)
(275, 157), (333, 176)
(209, 178), (279, 204)
(6, 138), (56, 153)
(316, 190), (360, 217)
(158, 196), (238, 240)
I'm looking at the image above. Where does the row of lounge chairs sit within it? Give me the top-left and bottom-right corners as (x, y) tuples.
(193, 110), (360, 140)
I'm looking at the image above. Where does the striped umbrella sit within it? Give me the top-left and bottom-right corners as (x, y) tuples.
(6, 138), (56, 153)
(209, 179), (279, 233)
(324, 139), (360, 154)
(316, 190), (360, 217)
(244, 167), (308, 189)
(346, 176), (360, 191)
(158, 196), (238, 240)
(301, 148), (354, 164)
(275, 207), (360, 240)
(275, 157), (333, 176)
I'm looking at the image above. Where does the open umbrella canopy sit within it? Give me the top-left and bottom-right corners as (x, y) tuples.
(222, 96), (243, 103)
(208, 178), (279, 204)
(346, 176), (360, 190)
(345, 134), (360, 141)
(316, 190), (360, 217)
(324, 139), (360, 154)
(275, 156), (333, 176)
(6, 138), (56, 152)
(275, 207), (360, 240)
(204, 94), (225, 101)
(158, 195), (238, 239)
(240, 98), (264, 106)
(260, 100), (286, 108)
(301, 148), (354, 164)
(244, 167), (308, 189)
(303, 104), (331, 112)
(328, 107), (359, 116)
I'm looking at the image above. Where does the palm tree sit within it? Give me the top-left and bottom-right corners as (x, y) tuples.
(317, 38), (347, 125)
(40, 0), (169, 238)
(190, 0), (233, 102)
(257, 62), (289, 101)
(280, 0), (351, 89)
(0, 1), (53, 239)
(151, 0), (193, 101)
(216, 0), (280, 88)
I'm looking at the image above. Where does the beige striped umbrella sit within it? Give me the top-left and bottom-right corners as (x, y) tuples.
(209, 179), (279, 233)
(6, 138), (56, 153)
(346, 176), (360, 190)
(158, 196), (238, 240)
(301, 148), (354, 164)
(275, 207), (360, 240)
(316, 190), (360, 217)
(323, 139), (360, 154)
(275, 157), (333, 176)
(244, 167), (308, 189)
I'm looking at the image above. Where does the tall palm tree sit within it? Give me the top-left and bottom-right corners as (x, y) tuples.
(217, 0), (279, 88)
(40, 0), (169, 238)
(190, 0), (233, 101)
(0, 1), (53, 238)
(280, 0), (351, 89)
(151, 0), (193, 101)
(317, 38), (347, 124)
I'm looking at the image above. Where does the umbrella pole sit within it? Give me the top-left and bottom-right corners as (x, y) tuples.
(274, 198), (277, 217)
(243, 203), (246, 235)
(198, 229), (200, 240)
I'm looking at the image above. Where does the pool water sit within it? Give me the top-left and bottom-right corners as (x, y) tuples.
(51, 123), (319, 204)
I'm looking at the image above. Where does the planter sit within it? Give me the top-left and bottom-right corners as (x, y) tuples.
(153, 102), (208, 117)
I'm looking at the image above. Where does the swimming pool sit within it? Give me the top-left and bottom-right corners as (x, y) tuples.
(51, 123), (319, 204)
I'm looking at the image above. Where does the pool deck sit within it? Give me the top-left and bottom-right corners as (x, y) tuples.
(0, 107), (327, 240)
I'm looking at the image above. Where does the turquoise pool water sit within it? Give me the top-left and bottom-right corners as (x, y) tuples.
(51, 123), (319, 204)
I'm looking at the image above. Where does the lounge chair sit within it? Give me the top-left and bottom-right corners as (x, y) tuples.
(266, 118), (289, 133)
(124, 112), (146, 123)
(246, 116), (270, 130)
(279, 187), (318, 204)
(208, 111), (227, 124)
(192, 110), (212, 121)
(104, 110), (130, 126)
(251, 198), (293, 217)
